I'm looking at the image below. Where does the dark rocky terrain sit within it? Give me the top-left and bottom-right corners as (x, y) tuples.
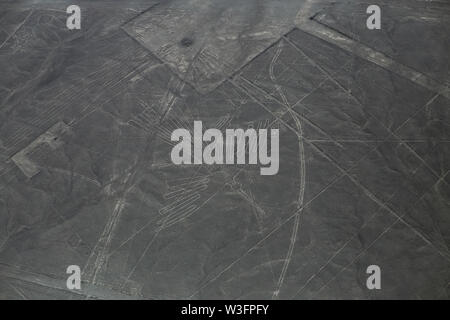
(0, 0), (448, 299)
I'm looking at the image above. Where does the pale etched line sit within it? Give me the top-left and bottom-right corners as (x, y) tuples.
(120, 179), (222, 289)
(158, 205), (198, 229)
(155, 131), (177, 146)
(165, 177), (209, 192)
(242, 187), (266, 231)
(167, 174), (210, 184)
(159, 193), (201, 216)
(87, 196), (127, 284)
(135, 114), (154, 129)
(394, 93), (442, 134)
(169, 117), (189, 133)
(0, 9), (34, 49)
(82, 167), (136, 285)
(214, 117), (227, 129)
(164, 183), (208, 199)
(84, 59), (124, 84)
(142, 105), (159, 117)
(163, 199), (199, 220)
(150, 162), (180, 169)
(167, 176), (210, 187)
(79, 62), (149, 113)
(35, 165), (101, 187)
(32, 93), (88, 126)
(158, 78), (183, 121)
(74, 62), (158, 132)
(27, 70), (116, 126)
(258, 36), (354, 112)
(187, 214), (296, 299)
(193, 48), (223, 79)
(205, 77), (450, 297)
(6, 281), (27, 300)
(159, 75), (185, 118)
(93, 63), (132, 93)
(128, 119), (148, 131)
(3, 123), (34, 142)
(235, 187), (267, 220)
(288, 74), (333, 110)
(158, 176), (210, 225)
(85, 165), (145, 283)
(156, 134), (177, 147)
(231, 77), (297, 123)
(67, 59), (155, 128)
(135, 103), (158, 125)
(4, 126), (36, 148)
(160, 117), (187, 134)
(230, 77), (352, 163)
(311, 218), (401, 299)
(5, 132), (42, 158)
(269, 41), (306, 299)
(167, 120), (192, 138)
(273, 114), (305, 298)
(291, 195), (395, 299)
(5, 137), (33, 155)
(111, 166), (226, 258)
(137, 106), (157, 121)
(186, 145), (346, 298)
(332, 77), (443, 178)
(294, 0), (317, 24)
(271, 67), (354, 128)
(286, 35), (446, 179)
(7, 117), (46, 136)
(120, 227), (161, 290)
(184, 168), (344, 299)
(139, 112), (157, 125)
(306, 141), (450, 263)
(0, 262), (139, 300)
(138, 110), (157, 125)
(236, 76), (345, 148)
(400, 139), (442, 178)
(156, 122), (176, 138)
(168, 174), (211, 189)
(129, 117), (151, 132)
(295, 21), (450, 98)
(156, 124), (176, 139)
